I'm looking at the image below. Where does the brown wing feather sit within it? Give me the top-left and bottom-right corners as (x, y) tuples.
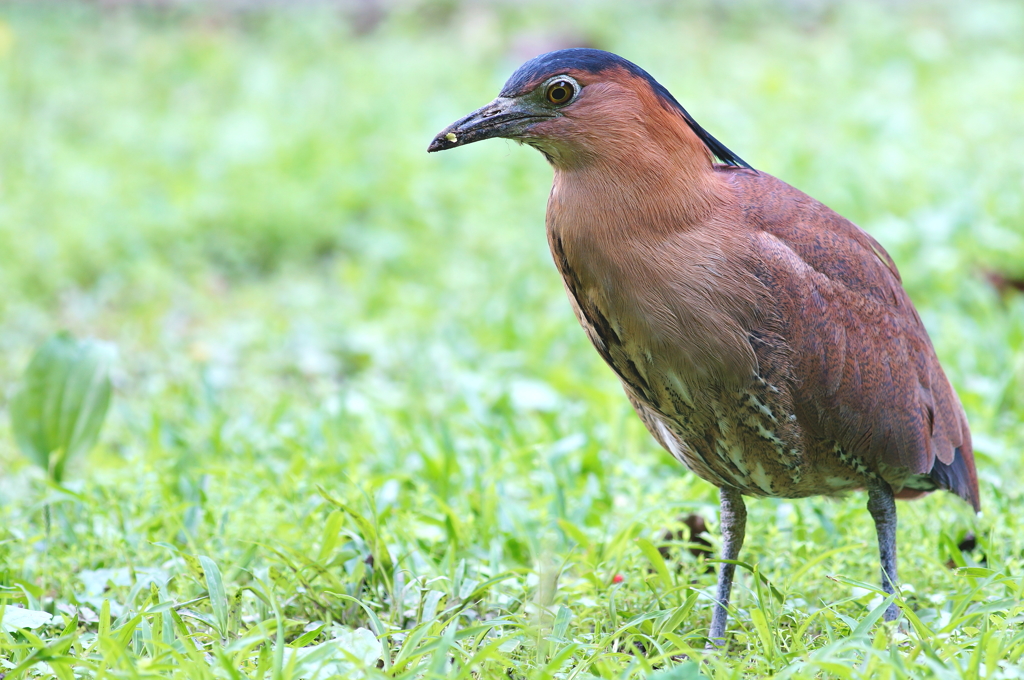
(728, 170), (979, 509)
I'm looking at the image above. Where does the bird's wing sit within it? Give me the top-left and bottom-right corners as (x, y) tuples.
(732, 171), (978, 508)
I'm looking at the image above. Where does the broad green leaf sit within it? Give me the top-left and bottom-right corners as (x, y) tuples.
(10, 332), (113, 482)
(280, 627), (382, 680)
(647, 662), (708, 680)
(288, 623), (326, 648)
(317, 509), (345, 562)
(200, 555), (229, 639)
(0, 606), (54, 632)
(316, 485), (393, 575)
(551, 604), (572, 642)
(636, 537), (674, 592)
(657, 591), (699, 636)
(852, 594), (899, 637)
(750, 607), (774, 661)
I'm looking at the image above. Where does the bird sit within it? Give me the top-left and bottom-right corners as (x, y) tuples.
(428, 48), (979, 646)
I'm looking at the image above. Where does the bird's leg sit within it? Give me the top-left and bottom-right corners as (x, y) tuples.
(866, 478), (900, 622)
(707, 487), (747, 648)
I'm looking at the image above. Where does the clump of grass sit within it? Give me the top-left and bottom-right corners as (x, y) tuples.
(10, 332), (113, 486)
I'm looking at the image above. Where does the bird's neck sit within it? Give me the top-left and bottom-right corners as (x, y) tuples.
(546, 129), (733, 252)
(545, 151), (758, 386)
(544, 97), (733, 232)
(556, 164), (725, 233)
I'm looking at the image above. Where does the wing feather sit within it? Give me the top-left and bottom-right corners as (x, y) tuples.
(730, 171), (978, 509)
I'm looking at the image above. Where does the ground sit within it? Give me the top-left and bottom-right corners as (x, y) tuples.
(0, 1), (1023, 677)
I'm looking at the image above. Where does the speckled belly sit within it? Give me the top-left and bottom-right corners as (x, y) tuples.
(548, 244), (873, 497)
(628, 374), (866, 498)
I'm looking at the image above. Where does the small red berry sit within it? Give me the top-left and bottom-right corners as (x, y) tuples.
(612, 574), (624, 584)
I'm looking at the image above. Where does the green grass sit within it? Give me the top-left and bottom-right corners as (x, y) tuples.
(1, 1), (1023, 677)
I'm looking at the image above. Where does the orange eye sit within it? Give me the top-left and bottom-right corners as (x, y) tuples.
(546, 80), (575, 105)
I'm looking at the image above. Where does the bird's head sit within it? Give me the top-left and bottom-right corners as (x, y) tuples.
(428, 48), (749, 172)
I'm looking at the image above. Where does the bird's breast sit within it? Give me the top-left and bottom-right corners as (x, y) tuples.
(549, 227), (790, 493)
(547, 220), (875, 498)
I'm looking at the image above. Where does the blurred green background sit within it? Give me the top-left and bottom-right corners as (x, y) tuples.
(0, 0), (1023, 677)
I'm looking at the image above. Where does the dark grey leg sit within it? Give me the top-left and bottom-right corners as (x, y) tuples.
(707, 487), (747, 648)
(866, 478), (899, 621)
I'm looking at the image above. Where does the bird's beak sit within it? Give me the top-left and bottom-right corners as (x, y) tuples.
(428, 97), (549, 152)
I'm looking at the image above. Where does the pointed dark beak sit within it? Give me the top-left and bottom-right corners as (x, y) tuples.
(428, 97), (551, 152)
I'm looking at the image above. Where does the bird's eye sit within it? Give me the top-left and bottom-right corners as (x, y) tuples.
(545, 80), (576, 105)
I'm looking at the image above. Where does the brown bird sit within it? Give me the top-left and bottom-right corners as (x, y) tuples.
(428, 48), (979, 645)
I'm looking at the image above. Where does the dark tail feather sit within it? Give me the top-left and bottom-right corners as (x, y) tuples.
(930, 446), (981, 511)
